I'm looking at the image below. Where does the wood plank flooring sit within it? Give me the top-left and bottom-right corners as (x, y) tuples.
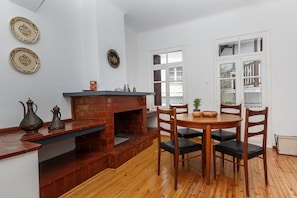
(60, 137), (297, 198)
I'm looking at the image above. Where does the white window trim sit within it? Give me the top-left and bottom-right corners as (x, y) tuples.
(214, 31), (273, 148)
(149, 45), (188, 109)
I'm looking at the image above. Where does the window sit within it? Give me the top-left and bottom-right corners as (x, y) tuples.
(216, 32), (267, 109)
(216, 32), (270, 145)
(152, 47), (185, 107)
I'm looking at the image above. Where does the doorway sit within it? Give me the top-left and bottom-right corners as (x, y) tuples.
(215, 32), (270, 144)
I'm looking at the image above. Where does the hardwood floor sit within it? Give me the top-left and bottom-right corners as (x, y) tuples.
(60, 137), (297, 198)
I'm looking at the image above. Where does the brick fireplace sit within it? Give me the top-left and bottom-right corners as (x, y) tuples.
(63, 91), (155, 168)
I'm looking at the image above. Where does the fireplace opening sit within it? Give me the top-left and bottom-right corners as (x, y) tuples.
(114, 109), (144, 146)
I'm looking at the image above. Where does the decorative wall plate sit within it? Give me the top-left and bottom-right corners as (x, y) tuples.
(107, 49), (120, 68)
(10, 17), (40, 44)
(10, 47), (40, 74)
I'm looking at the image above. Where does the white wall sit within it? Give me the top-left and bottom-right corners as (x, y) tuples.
(125, 26), (139, 90)
(0, 151), (39, 198)
(96, 0), (128, 90)
(0, 0), (128, 128)
(0, 0), (84, 128)
(0, 1), (129, 196)
(79, 0), (128, 90)
(127, 0), (297, 146)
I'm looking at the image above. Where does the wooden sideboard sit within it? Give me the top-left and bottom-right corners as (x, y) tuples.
(0, 90), (155, 198)
(0, 120), (105, 198)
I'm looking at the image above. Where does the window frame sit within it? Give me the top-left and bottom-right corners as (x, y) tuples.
(214, 31), (271, 145)
(215, 32), (268, 109)
(150, 46), (187, 108)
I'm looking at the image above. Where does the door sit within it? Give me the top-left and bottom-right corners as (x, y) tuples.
(215, 32), (268, 143)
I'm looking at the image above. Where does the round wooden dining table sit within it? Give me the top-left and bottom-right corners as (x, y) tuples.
(176, 113), (242, 185)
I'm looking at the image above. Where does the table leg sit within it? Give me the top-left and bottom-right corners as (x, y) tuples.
(205, 124), (211, 185)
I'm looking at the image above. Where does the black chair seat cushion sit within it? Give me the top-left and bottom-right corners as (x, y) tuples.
(211, 130), (237, 141)
(177, 128), (203, 138)
(214, 140), (265, 159)
(160, 138), (202, 155)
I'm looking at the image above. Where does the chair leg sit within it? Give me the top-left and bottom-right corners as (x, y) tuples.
(182, 154), (185, 167)
(174, 153), (179, 190)
(232, 157), (235, 172)
(202, 132), (205, 177)
(243, 158), (249, 197)
(222, 153), (225, 167)
(213, 146), (216, 178)
(263, 153), (268, 185)
(173, 155), (175, 167)
(158, 146), (161, 175)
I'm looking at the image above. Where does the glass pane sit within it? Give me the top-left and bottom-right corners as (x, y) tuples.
(154, 82), (166, 106)
(240, 37), (263, 54)
(168, 50), (182, 63)
(220, 63), (236, 104)
(169, 81), (183, 104)
(243, 60), (261, 78)
(220, 79), (236, 104)
(243, 60), (262, 108)
(153, 53), (166, 65)
(169, 67), (183, 81)
(244, 77), (262, 108)
(219, 42), (239, 56)
(154, 69), (166, 106)
(161, 82), (166, 106)
(153, 70), (161, 81)
(220, 63), (236, 78)
(154, 69), (166, 82)
(169, 67), (183, 104)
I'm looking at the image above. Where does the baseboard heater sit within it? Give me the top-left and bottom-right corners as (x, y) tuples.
(275, 134), (297, 156)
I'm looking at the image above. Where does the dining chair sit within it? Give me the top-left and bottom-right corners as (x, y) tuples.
(213, 107), (268, 197)
(211, 104), (242, 141)
(169, 104), (203, 138)
(157, 107), (203, 190)
(211, 104), (242, 166)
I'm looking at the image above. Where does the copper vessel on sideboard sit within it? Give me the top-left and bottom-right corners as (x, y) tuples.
(48, 105), (65, 130)
(19, 98), (43, 133)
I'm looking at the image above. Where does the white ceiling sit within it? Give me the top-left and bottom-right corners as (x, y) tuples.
(10, 0), (280, 32)
(109, 0), (280, 32)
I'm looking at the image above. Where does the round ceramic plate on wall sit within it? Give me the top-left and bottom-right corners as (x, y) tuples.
(10, 16), (40, 44)
(107, 49), (120, 68)
(10, 47), (40, 74)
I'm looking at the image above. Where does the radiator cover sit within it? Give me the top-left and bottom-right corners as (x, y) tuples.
(275, 134), (297, 156)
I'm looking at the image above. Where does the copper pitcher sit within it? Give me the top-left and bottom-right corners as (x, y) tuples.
(19, 98), (43, 133)
(48, 105), (65, 130)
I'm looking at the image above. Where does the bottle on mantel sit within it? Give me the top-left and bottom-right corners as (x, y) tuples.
(127, 84), (131, 92)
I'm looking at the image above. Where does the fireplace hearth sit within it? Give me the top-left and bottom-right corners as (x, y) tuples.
(63, 90), (155, 168)
(114, 133), (129, 145)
